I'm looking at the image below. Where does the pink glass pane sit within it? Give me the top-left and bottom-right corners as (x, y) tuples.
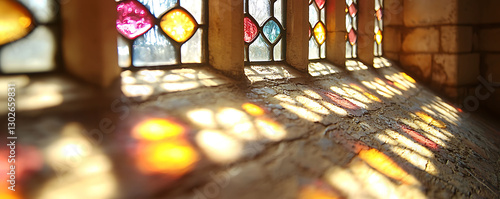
(244, 17), (258, 43)
(348, 30), (357, 45)
(117, 0), (154, 40)
(376, 9), (383, 21)
(349, 4), (357, 17)
(315, 0), (325, 9)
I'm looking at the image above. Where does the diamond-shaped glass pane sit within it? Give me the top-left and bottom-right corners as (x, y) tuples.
(315, 0), (325, 9)
(116, 0), (154, 40)
(263, 20), (281, 44)
(0, 0), (34, 45)
(160, 8), (197, 43)
(314, 22), (326, 45)
(244, 17), (259, 43)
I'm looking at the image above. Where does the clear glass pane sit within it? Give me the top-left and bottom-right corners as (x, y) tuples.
(274, 0), (282, 24)
(353, 15), (358, 31)
(274, 39), (282, 61)
(352, 43), (357, 58)
(309, 3), (318, 27)
(346, 14), (352, 31)
(309, 37), (319, 60)
(133, 26), (177, 66)
(18, 0), (57, 23)
(117, 36), (131, 68)
(249, 34), (270, 61)
(345, 41), (352, 59)
(181, 28), (203, 63)
(321, 42), (326, 58)
(0, 26), (55, 73)
(137, 0), (176, 18)
(320, 7), (325, 23)
(249, 0), (270, 25)
(180, 0), (204, 24)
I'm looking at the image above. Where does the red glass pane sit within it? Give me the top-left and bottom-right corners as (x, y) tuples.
(116, 0), (154, 40)
(244, 17), (258, 43)
(348, 4), (357, 17)
(315, 0), (326, 9)
(376, 9), (383, 21)
(348, 30), (357, 45)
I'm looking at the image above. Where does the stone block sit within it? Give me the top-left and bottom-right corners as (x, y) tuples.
(404, 0), (480, 27)
(383, 27), (401, 52)
(384, 0), (404, 26)
(400, 54), (432, 81)
(384, 52), (400, 61)
(484, 53), (500, 82)
(481, 0), (500, 24)
(432, 54), (480, 87)
(441, 26), (473, 53)
(479, 28), (500, 52)
(402, 28), (439, 53)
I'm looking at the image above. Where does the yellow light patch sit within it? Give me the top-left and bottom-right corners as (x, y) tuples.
(242, 103), (265, 116)
(132, 118), (185, 141)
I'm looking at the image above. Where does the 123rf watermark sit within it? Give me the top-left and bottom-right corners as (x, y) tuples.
(7, 83), (17, 191)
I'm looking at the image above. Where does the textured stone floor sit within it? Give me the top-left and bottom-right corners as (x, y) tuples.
(1, 58), (500, 199)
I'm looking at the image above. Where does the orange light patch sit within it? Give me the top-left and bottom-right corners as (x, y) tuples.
(132, 118), (185, 141)
(136, 141), (198, 176)
(298, 185), (341, 199)
(401, 72), (416, 83)
(363, 92), (382, 103)
(415, 111), (446, 129)
(393, 81), (407, 91)
(242, 103), (265, 116)
(358, 148), (414, 184)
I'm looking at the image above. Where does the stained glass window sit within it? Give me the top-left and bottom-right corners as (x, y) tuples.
(309, 0), (326, 60)
(116, 0), (206, 68)
(244, 0), (286, 63)
(0, 0), (59, 74)
(345, 0), (357, 59)
(374, 0), (383, 56)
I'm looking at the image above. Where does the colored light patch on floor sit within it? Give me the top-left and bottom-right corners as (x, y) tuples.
(415, 111), (447, 129)
(135, 140), (198, 176)
(358, 148), (415, 185)
(400, 124), (439, 150)
(242, 103), (266, 116)
(132, 118), (186, 141)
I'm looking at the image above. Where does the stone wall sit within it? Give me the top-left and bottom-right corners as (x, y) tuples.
(387, 0), (500, 114)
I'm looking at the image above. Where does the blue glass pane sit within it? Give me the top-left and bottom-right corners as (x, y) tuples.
(263, 20), (281, 44)
(137, 0), (176, 18)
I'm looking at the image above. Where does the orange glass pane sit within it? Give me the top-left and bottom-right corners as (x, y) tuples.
(160, 8), (197, 43)
(314, 22), (326, 45)
(375, 29), (382, 45)
(0, 0), (34, 45)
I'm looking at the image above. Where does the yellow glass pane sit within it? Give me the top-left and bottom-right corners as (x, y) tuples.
(160, 8), (197, 43)
(313, 22), (326, 45)
(0, 0), (34, 46)
(375, 29), (382, 45)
